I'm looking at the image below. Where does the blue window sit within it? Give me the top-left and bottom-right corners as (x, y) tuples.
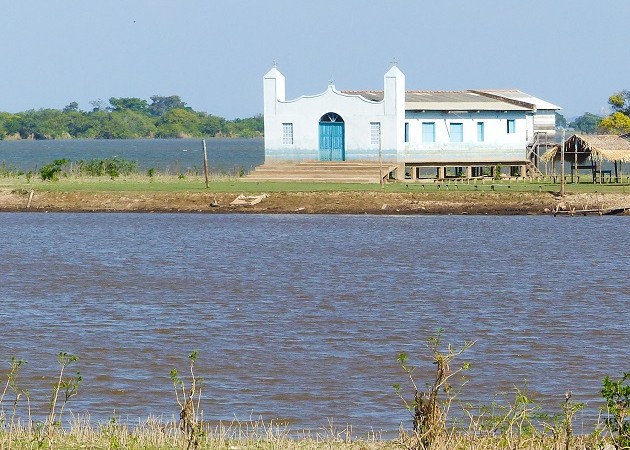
(477, 122), (485, 142)
(422, 122), (435, 143)
(450, 123), (463, 143)
(507, 119), (516, 134)
(404, 122), (409, 143)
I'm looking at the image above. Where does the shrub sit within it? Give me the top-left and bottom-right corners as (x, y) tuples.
(40, 158), (70, 181)
(602, 373), (630, 449)
(394, 329), (474, 449)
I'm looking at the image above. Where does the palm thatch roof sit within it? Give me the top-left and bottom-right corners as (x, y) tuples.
(541, 134), (630, 163)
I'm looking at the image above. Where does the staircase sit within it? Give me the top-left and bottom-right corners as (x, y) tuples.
(526, 132), (552, 176)
(525, 160), (543, 178)
(244, 161), (397, 183)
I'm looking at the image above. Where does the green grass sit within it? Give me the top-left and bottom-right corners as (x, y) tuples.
(2, 173), (630, 194)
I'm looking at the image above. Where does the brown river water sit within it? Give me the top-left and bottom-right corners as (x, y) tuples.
(0, 213), (628, 434)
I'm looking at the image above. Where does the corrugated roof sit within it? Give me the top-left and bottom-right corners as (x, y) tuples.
(342, 90), (531, 111)
(477, 89), (561, 110)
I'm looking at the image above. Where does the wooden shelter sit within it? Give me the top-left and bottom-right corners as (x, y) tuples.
(541, 134), (630, 182)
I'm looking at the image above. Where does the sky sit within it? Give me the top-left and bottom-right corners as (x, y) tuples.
(1, 1), (629, 120)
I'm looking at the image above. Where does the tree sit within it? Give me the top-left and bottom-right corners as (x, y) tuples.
(14, 109), (70, 139)
(600, 90), (630, 134)
(155, 108), (202, 138)
(0, 112), (20, 139)
(148, 95), (187, 117)
(555, 112), (567, 129)
(609, 90), (630, 116)
(89, 99), (109, 112)
(110, 110), (156, 138)
(599, 112), (630, 135)
(569, 112), (602, 134)
(63, 102), (80, 113)
(199, 113), (225, 137)
(108, 97), (149, 113)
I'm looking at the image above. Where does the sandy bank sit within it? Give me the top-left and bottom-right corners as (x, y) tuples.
(3, 189), (630, 215)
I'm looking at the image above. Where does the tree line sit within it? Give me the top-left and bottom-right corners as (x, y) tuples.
(0, 95), (263, 140)
(557, 90), (630, 135)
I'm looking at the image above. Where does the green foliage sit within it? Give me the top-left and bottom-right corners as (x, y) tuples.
(569, 112), (603, 134)
(1, 94), (262, 140)
(40, 158), (70, 181)
(47, 352), (81, 441)
(0, 356), (28, 425)
(608, 90), (630, 116)
(600, 90), (630, 135)
(394, 329), (474, 448)
(599, 112), (630, 135)
(494, 164), (502, 181)
(477, 388), (545, 438)
(222, 114), (264, 137)
(63, 101), (79, 113)
(171, 351), (204, 450)
(148, 95), (187, 117)
(0, 112), (21, 139)
(109, 97), (149, 113)
(555, 112), (567, 128)
(601, 373), (630, 449)
(156, 108), (202, 138)
(76, 158), (138, 178)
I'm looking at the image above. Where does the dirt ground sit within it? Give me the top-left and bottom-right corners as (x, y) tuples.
(3, 189), (630, 215)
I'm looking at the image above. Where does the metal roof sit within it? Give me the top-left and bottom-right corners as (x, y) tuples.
(342, 90), (536, 111)
(476, 89), (561, 110)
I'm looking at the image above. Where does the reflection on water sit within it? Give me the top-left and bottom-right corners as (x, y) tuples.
(0, 213), (628, 433)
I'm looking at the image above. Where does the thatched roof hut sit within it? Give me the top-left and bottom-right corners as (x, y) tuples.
(541, 134), (630, 163)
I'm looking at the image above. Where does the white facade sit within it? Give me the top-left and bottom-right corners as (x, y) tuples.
(263, 66), (560, 168)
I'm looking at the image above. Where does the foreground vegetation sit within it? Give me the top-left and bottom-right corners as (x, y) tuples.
(1, 336), (628, 450)
(3, 157), (630, 195)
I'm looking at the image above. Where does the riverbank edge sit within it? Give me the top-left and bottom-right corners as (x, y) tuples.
(3, 189), (630, 215)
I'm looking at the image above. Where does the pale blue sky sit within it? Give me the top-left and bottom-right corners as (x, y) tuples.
(1, 1), (628, 119)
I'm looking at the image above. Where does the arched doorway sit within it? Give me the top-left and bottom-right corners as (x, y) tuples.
(319, 112), (345, 161)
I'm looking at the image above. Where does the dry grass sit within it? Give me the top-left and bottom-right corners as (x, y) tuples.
(0, 415), (614, 450)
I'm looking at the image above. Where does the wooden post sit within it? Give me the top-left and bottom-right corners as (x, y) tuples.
(574, 138), (578, 184)
(560, 129), (566, 196)
(27, 190), (34, 209)
(378, 124), (383, 187)
(202, 139), (209, 188)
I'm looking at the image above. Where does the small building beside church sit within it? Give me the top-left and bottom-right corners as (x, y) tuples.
(263, 65), (560, 180)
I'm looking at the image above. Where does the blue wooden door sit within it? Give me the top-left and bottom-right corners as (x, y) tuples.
(319, 122), (345, 161)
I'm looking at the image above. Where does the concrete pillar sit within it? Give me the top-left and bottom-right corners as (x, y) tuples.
(437, 166), (445, 180)
(466, 166), (472, 179)
(396, 163), (405, 181)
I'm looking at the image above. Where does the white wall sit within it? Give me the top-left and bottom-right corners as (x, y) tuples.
(263, 67), (404, 162)
(263, 66), (540, 165)
(402, 111), (529, 163)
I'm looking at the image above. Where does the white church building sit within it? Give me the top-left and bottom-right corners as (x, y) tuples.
(263, 65), (560, 180)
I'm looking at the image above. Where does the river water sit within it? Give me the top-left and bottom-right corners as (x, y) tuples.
(0, 138), (264, 174)
(0, 213), (628, 434)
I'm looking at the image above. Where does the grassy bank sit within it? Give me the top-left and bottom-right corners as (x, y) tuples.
(4, 171), (630, 193)
(2, 172), (630, 215)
